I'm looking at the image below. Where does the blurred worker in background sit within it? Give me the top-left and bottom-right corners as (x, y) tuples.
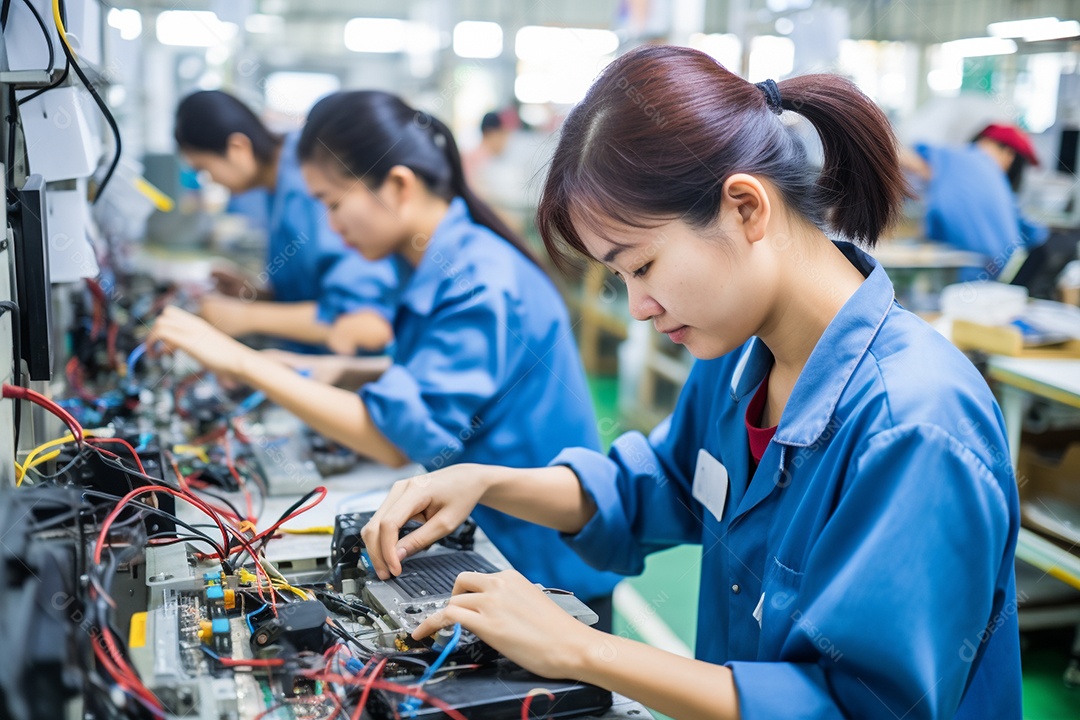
(902, 122), (1048, 280)
(151, 90), (623, 630)
(462, 111), (511, 198)
(174, 90), (398, 354)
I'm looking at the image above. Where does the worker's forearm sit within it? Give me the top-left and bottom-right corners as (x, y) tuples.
(334, 355), (392, 390)
(236, 351), (408, 467)
(570, 631), (741, 720)
(245, 302), (331, 344)
(479, 465), (597, 534)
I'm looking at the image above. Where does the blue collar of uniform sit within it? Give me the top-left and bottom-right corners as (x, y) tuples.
(728, 242), (894, 448)
(272, 131), (304, 199)
(396, 197), (472, 315)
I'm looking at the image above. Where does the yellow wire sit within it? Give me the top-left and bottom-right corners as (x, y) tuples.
(279, 526), (335, 535)
(16, 430), (99, 485)
(52, 0), (76, 59)
(17, 434), (75, 485)
(236, 568), (312, 602)
(172, 444), (210, 464)
(273, 583), (311, 601)
(134, 177), (176, 213)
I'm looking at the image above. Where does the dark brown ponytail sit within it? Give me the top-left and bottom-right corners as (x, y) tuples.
(777, 74), (908, 245)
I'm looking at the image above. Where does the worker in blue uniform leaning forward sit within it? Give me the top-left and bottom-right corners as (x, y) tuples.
(175, 90), (398, 354)
(361, 46), (1022, 720)
(150, 91), (623, 630)
(902, 122), (1048, 282)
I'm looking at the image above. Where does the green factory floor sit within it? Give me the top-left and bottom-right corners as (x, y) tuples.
(587, 376), (1080, 719)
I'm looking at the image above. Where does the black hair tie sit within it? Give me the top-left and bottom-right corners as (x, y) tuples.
(755, 79), (783, 115)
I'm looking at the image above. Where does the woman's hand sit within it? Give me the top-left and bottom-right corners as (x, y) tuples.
(199, 294), (256, 337)
(411, 569), (598, 679)
(147, 306), (257, 383)
(361, 464), (505, 579)
(327, 310), (394, 355)
(211, 265), (265, 300)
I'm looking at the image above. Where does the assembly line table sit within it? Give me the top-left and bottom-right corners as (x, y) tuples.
(987, 356), (1080, 591)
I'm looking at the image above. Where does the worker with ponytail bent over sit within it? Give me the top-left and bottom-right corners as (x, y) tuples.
(363, 46), (1022, 719)
(149, 91), (622, 628)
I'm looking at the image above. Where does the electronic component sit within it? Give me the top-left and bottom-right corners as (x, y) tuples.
(50, 430), (177, 535)
(370, 658), (613, 720)
(331, 510), (478, 585)
(249, 600), (330, 654)
(10, 175), (53, 380)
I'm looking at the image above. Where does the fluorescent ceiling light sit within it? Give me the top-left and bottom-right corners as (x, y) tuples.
(107, 8), (142, 40)
(344, 18), (407, 53)
(987, 17), (1059, 37)
(453, 21), (503, 59)
(515, 26), (619, 62)
(940, 36), (1017, 57)
(1022, 20), (1080, 42)
(156, 11), (237, 47)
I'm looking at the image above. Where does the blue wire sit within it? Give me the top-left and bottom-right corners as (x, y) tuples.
(245, 603), (268, 635)
(400, 623), (461, 716)
(126, 343), (148, 378)
(230, 390), (267, 417)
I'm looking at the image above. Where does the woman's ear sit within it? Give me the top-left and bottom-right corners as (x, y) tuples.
(224, 133), (254, 160)
(380, 165), (421, 210)
(720, 173), (771, 244)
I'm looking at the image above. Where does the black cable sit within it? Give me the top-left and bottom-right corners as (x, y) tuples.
(190, 485), (246, 523)
(0, 302), (23, 452)
(326, 621), (379, 658)
(19, 0), (54, 74)
(54, 0), (121, 204)
(255, 487), (320, 553)
(79, 487), (230, 561)
(6, 84), (17, 195)
(17, 59), (69, 106)
(26, 443), (90, 480)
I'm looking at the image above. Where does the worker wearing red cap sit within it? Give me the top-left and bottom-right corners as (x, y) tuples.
(902, 122), (1048, 280)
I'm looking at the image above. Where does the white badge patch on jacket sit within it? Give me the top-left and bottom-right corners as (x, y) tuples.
(753, 592), (765, 629)
(692, 449), (729, 523)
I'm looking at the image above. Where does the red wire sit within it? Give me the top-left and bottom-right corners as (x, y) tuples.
(3, 384), (84, 442)
(223, 432), (256, 522)
(521, 689), (556, 720)
(93, 484), (230, 564)
(215, 655), (286, 668)
(86, 278), (108, 341)
(88, 437), (147, 475)
(94, 630), (164, 715)
(65, 357), (99, 403)
(250, 486), (328, 545)
(350, 657), (387, 720)
(311, 666), (470, 720)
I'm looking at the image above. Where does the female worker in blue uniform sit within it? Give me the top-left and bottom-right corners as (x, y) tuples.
(150, 91), (622, 628)
(901, 123), (1048, 281)
(361, 46), (1022, 719)
(174, 91), (398, 354)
